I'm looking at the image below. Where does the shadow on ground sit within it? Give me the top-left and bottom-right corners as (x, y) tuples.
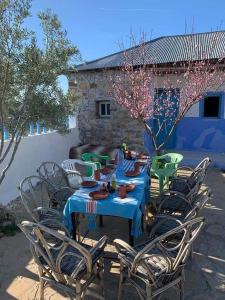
(0, 168), (225, 299)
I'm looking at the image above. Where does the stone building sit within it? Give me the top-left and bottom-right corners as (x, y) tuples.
(69, 31), (225, 153)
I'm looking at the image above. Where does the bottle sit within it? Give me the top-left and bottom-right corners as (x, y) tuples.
(117, 149), (123, 170)
(111, 173), (116, 189)
(122, 143), (127, 159)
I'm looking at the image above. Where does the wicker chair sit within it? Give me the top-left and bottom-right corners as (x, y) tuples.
(19, 221), (108, 300)
(37, 161), (79, 209)
(167, 157), (211, 200)
(156, 188), (210, 218)
(148, 188), (209, 239)
(19, 176), (61, 221)
(114, 217), (205, 300)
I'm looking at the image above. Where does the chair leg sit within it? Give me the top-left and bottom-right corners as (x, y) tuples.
(190, 244), (194, 260)
(146, 284), (152, 300)
(179, 279), (184, 300)
(39, 277), (44, 300)
(118, 266), (125, 300)
(76, 281), (82, 300)
(97, 258), (105, 299)
(38, 267), (45, 300)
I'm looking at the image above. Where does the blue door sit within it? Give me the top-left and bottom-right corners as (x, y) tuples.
(144, 89), (179, 152)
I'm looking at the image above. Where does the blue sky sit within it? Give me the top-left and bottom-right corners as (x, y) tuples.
(27, 0), (225, 91)
(29, 0), (225, 62)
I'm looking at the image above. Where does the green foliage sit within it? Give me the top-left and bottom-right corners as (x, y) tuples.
(0, 0), (80, 184)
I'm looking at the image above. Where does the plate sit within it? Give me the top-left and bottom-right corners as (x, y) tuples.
(135, 161), (146, 167)
(136, 154), (148, 159)
(89, 190), (109, 200)
(118, 183), (135, 192)
(81, 181), (98, 188)
(125, 170), (140, 177)
(100, 167), (111, 175)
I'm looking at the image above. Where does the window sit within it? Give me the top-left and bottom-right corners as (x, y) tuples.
(203, 96), (220, 118)
(99, 101), (111, 117)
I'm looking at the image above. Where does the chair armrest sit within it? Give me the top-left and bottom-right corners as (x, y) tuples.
(83, 161), (98, 171)
(66, 172), (82, 189)
(114, 239), (137, 257)
(177, 166), (194, 172)
(66, 170), (82, 176)
(34, 207), (61, 218)
(90, 235), (108, 256)
(164, 162), (176, 170)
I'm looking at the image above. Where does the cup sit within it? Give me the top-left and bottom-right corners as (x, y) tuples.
(119, 185), (127, 199)
(134, 162), (140, 173)
(94, 169), (100, 181)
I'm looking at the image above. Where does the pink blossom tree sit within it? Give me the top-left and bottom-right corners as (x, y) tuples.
(110, 34), (225, 155)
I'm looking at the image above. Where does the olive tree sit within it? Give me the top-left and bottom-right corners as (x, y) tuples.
(0, 0), (80, 184)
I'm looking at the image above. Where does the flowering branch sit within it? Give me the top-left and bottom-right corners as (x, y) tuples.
(110, 33), (225, 155)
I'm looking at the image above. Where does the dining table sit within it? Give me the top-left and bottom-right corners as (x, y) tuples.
(63, 157), (151, 245)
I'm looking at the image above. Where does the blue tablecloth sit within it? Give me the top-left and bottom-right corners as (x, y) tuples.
(63, 159), (151, 238)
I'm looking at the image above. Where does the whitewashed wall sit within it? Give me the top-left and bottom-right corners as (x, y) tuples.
(0, 128), (80, 205)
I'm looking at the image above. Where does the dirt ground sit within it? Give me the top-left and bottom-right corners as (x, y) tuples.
(0, 168), (225, 299)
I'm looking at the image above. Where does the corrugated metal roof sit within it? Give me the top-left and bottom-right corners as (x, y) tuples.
(76, 31), (225, 71)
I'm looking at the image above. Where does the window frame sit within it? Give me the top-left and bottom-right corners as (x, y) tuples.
(98, 100), (111, 118)
(200, 92), (224, 119)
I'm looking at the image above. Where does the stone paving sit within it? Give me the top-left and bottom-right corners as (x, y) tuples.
(0, 168), (225, 299)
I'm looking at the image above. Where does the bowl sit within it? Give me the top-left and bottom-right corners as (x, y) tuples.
(81, 181), (98, 188)
(100, 167), (111, 175)
(125, 183), (136, 192)
(118, 183), (136, 192)
(89, 190), (109, 200)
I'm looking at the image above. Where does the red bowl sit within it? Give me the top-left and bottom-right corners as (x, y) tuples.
(100, 167), (111, 175)
(136, 154), (148, 159)
(125, 183), (136, 192)
(81, 181), (97, 188)
(89, 191), (109, 200)
(119, 183), (136, 192)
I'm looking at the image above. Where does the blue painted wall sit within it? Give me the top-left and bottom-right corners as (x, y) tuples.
(144, 91), (225, 153)
(176, 117), (225, 152)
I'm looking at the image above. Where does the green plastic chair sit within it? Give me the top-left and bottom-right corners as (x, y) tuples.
(151, 152), (183, 194)
(81, 153), (110, 171)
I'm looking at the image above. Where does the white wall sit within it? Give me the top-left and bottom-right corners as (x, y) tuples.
(0, 128), (80, 205)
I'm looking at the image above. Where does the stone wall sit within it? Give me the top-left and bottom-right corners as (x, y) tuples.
(69, 70), (145, 150)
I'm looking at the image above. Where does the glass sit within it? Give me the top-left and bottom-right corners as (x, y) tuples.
(94, 169), (100, 181)
(118, 185), (127, 199)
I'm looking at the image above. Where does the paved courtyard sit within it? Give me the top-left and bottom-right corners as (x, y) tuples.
(0, 168), (225, 299)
